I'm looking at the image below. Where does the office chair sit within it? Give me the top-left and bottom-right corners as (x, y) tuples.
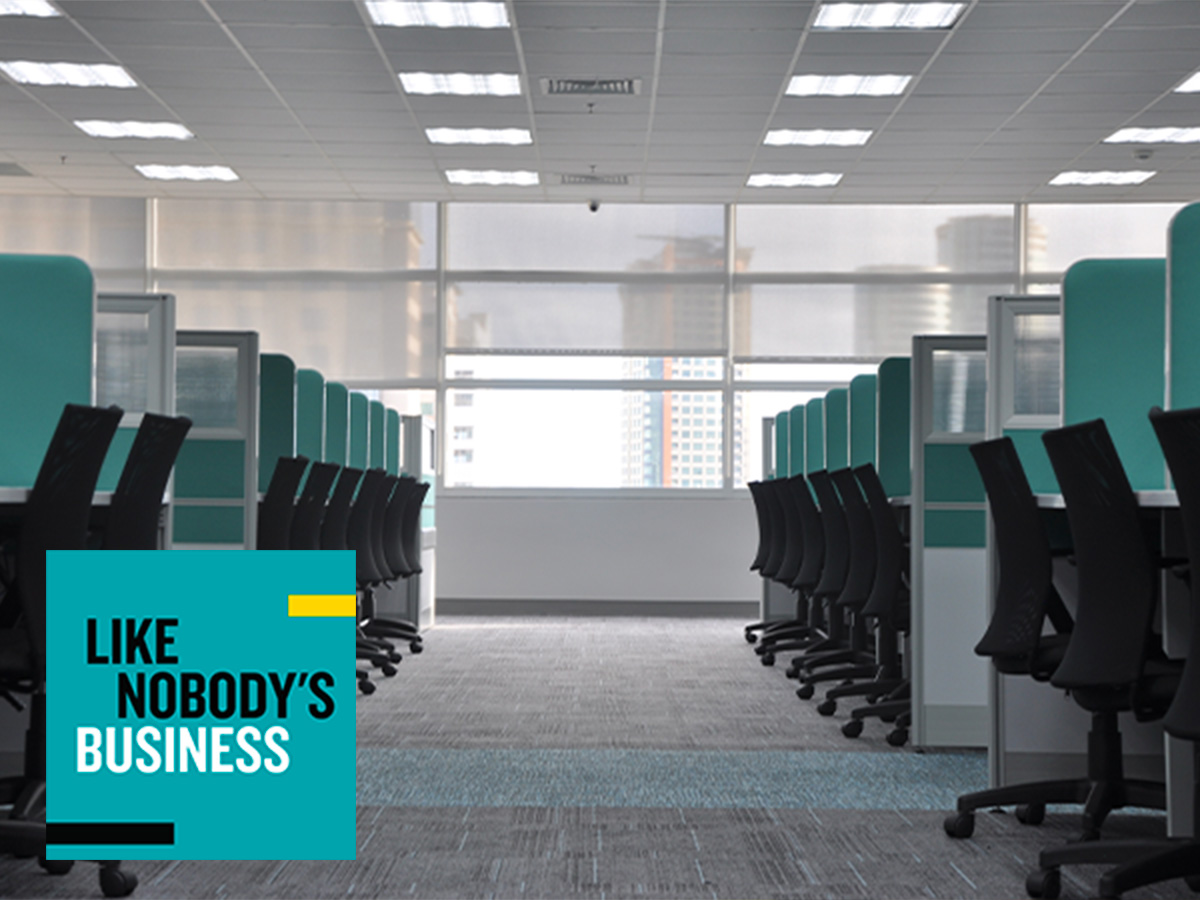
(944, 436), (1077, 838)
(344, 469), (401, 678)
(358, 476), (425, 653)
(1024, 418), (1176, 899)
(0, 403), (137, 897)
(256, 455), (310, 550)
(744, 481), (786, 643)
(102, 413), (192, 551)
(1020, 407), (1200, 900)
(748, 479), (815, 652)
(288, 461), (340, 551)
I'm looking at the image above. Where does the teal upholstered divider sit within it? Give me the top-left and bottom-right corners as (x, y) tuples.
(296, 369), (325, 461)
(1169, 203), (1200, 410)
(787, 405), (805, 476)
(325, 383), (349, 465)
(824, 388), (849, 470)
(258, 354), (297, 490)
(804, 398), (824, 473)
(773, 411), (789, 479)
(876, 357), (911, 497)
(1063, 259), (1166, 489)
(0, 254), (94, 487)
(349, 392), (369, 468)
(849, 374), (877, 468)
(369, 400), (386, 469)
(386, 409), (401, 474)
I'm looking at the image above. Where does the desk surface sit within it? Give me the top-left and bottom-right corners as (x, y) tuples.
(1036, 489), (1178, 509)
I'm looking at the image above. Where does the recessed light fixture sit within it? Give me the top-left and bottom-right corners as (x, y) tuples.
(399, 72), (520, 96)
(0, 0), (59, 16)
(0, 60), (137, 88)
(786, 74), (911, 97)
(135, 164), (239, 182)
(1049, 170), (1155, 187)
(764, 128), (872, 147)
(75, 120), (194, 140)
(815, 2), (965, 30)
(747, 172), (843, 188)
(365, 1), (508, 28)
(1175, 72), (1200, 93)
(426, 127), (532, 145)
(445, 169), (539, 186)
(1104, 127), (1200, 144)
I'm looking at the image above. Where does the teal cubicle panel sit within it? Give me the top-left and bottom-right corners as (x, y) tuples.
(773, 411), (789, 480)
(325, 383), (349, 465)
(369, 400), (386, 469)
(824, 388), (849, 470)
(805, 398), (824, 473)
(296, 369), (325, 461)
(386, 409), (401, 474)
(876, 357), (911, 497)
(0, 254), (94, 487)
(849, 375), (876, 468)
(1169, 203), (1200, 409)
(787, 405), (805, 476)
(1063, 259), (1166, 489)
(349, 393), (368, 468)
(258, 354), (297, 490)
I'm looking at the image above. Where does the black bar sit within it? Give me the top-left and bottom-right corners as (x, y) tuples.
(47, 822), (174, 846)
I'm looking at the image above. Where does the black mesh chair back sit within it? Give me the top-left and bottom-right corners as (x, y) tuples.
(346, 468), (389, 585)
(382, 475), (418, 577)
(970, 437), (1071, 675)
(1042, 419), (1157, 695)
(104, 413), (192, 551)
(854, 463), (906, 621)
(789, 474), (826, 593)
(759, 479), (789, 579)
(288, 461), (340, 551)
(773, 475), (807, 586)
(256, 455), (309, 550)
(370, 474), (399, 579)
(748, 481), (772, 572)
(831, 467), (876, 612)
(401, 481), (431, 576)
(18, 404), (123, 672)
(1149, 406), (1200, 740)
(320, 466), (363, 551)
(810, 470), (850, 599)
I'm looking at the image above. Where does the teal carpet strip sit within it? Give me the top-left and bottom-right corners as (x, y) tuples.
(357, 747), (987, 809)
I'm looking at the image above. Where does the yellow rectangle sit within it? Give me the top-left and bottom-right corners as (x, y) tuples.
(288, 594), (357, 617)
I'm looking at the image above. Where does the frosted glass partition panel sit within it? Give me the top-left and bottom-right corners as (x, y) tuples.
(445, 389), (723, 489)
(1026, 203), (1182, 274)
(96, 310), (149, 413)
(735, 282), (1006, 358)
(448, 203), (724, 271)
(446, 355), (724, 381)
(155, 199), (437, 270)
(931, 349), (987, 435)
(447, 281), (725, 353)
(736, 206), (1014, 272)
(176, 345), (240, 430)
(1012, 312), (1061, 418)
(166, 276), (437, 381)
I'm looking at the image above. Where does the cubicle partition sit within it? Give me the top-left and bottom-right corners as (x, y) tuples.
(1168, 202), (1200, 410)
(804, 397), (824, 474)
(259, 353), (297, 491)
(774, 410), (790, 480)
(849, 375), (876, 468)
(349, 392), (369, 469)
(910, 335), (989, 748)
(386, 409), (401, 475)
(787, 405), (806, 476)
(875, 357), (911, 497)
(369, 399), (386, 470)
(325, 383), (349, 466)
(824, 388), (849, 471)
(296, 369), (326, 461)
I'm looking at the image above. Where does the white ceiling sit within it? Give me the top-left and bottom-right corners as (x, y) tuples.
(1, 0), (1199, 203)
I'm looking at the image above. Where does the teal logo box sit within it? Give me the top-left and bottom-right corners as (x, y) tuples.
(46, 550), (356, 860)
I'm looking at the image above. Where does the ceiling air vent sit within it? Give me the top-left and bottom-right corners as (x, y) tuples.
(560, 173), (630, 186)
(540, 77), (641, 96)
(0, 163), (31, 177)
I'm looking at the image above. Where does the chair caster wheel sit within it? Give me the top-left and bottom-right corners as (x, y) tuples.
(1016, 804), (1046, 825)
(760, 653), (775, 666)
(796, 683), (815, 700)
(816, 699), (837, 716)
(1026, 867), (1060, 899)
(785, 666), (799, 680)
(388, 651), (403, 663)
(39, 857), (73, 875)
(100, 866), (138, 898)
(943, 812), (975, 839)
(886, 728), (908, 747)
(410, 641), (423, 654)
(358, 679), (376, 695)
(744, 631), (757, 644)
(841, 719), (864, 738)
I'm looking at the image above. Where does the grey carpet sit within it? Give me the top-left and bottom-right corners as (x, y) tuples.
(1, 616), (1191, 899)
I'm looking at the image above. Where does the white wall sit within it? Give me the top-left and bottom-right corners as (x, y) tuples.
(437, 493), (761, 604)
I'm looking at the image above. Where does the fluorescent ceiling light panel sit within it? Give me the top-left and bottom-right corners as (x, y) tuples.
(815, 2), (965, 29)
(1049, 170), (1155, 187)
(75, 120), (194, 140)
(764, 128), (872, 147)
(0, 60), (136, 88)
(747, 172), (843, 188)
(1104, 127), (1200, 144)
(0, 0), (60, 16)
(786, 74), (911, 97)
(400, 72), (520, 96)
(445, 169), (539, 186)
(426, 127), (532, 145)
(366, 1), (509, 27)
(1174, 72), (1200, 93)
(135, 164), (239, 182)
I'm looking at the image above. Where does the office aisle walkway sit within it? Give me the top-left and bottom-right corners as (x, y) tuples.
(2, 617), (1188, 899)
